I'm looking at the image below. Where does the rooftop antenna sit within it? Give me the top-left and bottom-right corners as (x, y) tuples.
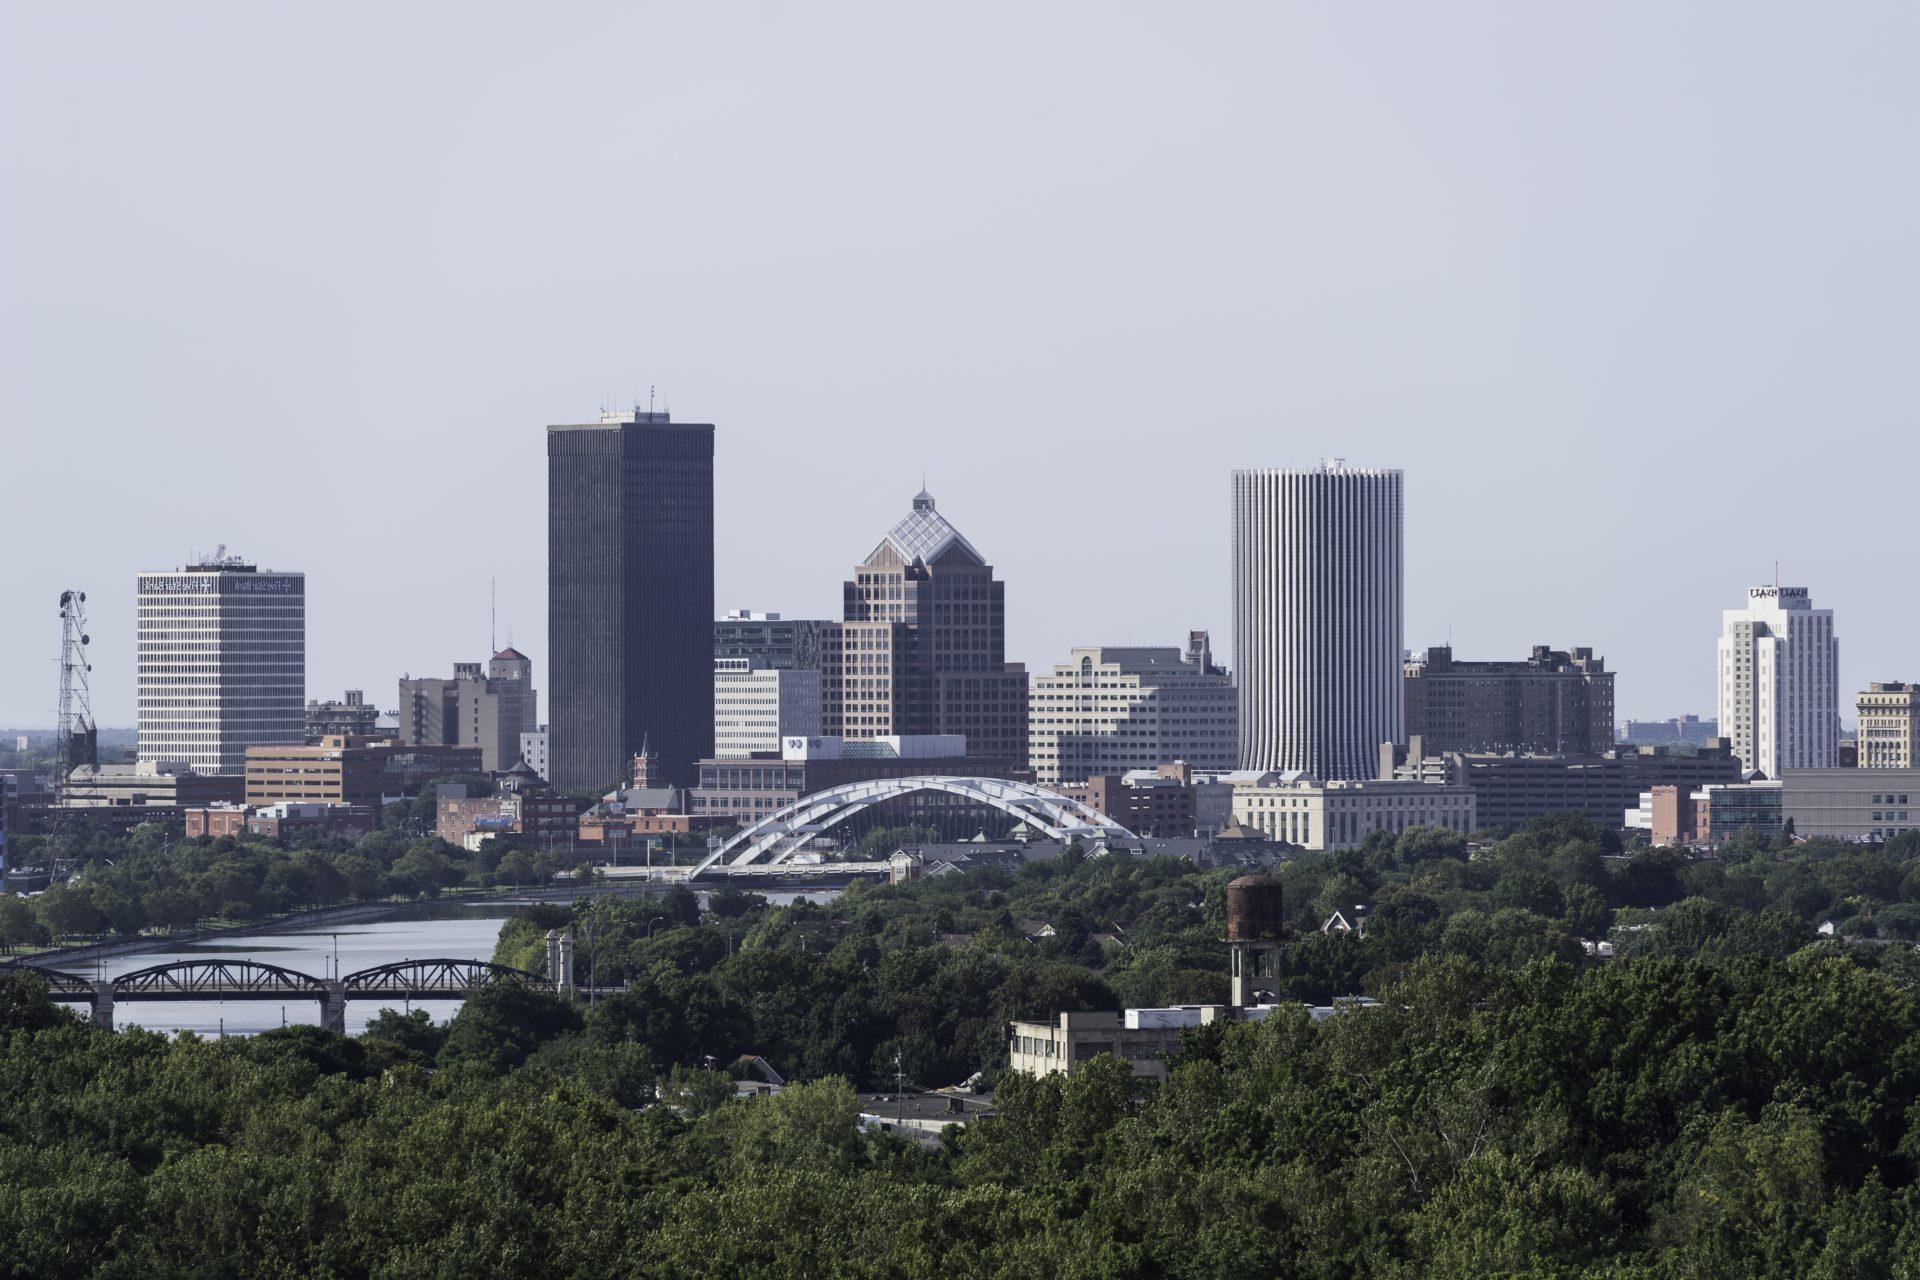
(491, 574), (497, 654)
(649, 385), (656, 415)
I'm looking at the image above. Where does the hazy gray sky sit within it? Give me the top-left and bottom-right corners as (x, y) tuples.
(4, 3), (1916, 729)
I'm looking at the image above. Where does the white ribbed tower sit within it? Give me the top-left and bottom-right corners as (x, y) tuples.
(1233, 463), (1404, 780)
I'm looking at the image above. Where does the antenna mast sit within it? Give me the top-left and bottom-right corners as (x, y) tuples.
(55, 590), (97, 803)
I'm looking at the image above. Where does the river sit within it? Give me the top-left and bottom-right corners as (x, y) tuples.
(73, 891), (838, 1037)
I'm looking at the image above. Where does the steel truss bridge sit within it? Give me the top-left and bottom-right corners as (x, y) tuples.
(690, 774), (1136, 878)
(11, 957), (555, 1032)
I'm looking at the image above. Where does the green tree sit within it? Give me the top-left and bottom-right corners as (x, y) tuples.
(32, 884), (106, 939)
(437, 980), (583, 1074)
(0, 894), (51, 951)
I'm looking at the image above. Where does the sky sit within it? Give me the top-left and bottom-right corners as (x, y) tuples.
(3, 3), (1917, 730)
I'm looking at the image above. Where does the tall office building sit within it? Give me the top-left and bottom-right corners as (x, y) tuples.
(821, 489), (1028, 769)
(1717, 585), (1839, 777)
(1233, 463), (1403, 781)
(548, 408), (714, 791)
(1028, 632), (1238, 784)
(137, 553), (305, 775)
(1858, 683), (1920, 769)
(398, 649), (538, 773)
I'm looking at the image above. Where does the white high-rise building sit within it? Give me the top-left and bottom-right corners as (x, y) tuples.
(1027, 633), (1237, 784)
(1233, 463), (1403, 781)
(1717, 585), (1839, 778)
(714, 657), (822, 757)
(137, 553), (305, 775)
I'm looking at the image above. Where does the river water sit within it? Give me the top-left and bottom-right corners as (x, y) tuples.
(73, 891), (838, 1037)
(77, 909), (517, 1037)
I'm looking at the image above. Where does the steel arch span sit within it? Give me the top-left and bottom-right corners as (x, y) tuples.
(112, 959), (327, 999)
(691, 775), (1136, 876)
(344, 958), (550, 996)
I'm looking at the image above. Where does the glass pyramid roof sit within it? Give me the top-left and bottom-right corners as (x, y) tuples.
(880, 490), (984, 565)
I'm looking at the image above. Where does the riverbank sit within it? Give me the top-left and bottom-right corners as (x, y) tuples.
(7, 873), (858, 971)
(7, 879), (653, 971)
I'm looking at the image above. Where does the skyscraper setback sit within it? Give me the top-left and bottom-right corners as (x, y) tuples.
(1233, 463), (1404, 781)
(137, 552), (305, 775)
(547, 408), (714, 791)
(821, 490), (1027, 769)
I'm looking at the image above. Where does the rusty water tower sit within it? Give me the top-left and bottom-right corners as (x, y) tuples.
(1225, 873), (1285, 1008)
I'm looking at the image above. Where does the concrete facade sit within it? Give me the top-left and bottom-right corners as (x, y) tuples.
(1231, 776), (1475, 850)
(518, 727), (549, 781)
(398, 649), (538, 775)
(1857, 683), (1920, 770)
(1441, 746), (1744, 831)
(60, 761), (244, 809)
(1027, 633), (1237, 785)
(244, 736), (482, 808)
(1064, 763), (1209, 838)
(1781, 769), (1920, 843)
(1718, 585), (1840, 777)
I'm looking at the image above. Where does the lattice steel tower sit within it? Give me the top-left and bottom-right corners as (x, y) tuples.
(55, 589), (98, 800)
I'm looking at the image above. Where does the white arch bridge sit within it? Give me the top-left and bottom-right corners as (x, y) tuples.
(689, 775), (1136, 878)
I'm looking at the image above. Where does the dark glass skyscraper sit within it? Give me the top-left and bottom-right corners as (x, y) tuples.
(548, 409), (714, 791)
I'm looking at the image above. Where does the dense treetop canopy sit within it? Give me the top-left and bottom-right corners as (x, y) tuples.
(8, 814), (1920, 1274)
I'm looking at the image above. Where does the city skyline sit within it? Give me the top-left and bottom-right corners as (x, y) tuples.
(0, 460), (1899, 735)
(7, 5), (1920, 728)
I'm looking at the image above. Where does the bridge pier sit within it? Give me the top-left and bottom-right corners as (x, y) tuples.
(321, 981), (346, 1034)
(91, 981), (113, 1031)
